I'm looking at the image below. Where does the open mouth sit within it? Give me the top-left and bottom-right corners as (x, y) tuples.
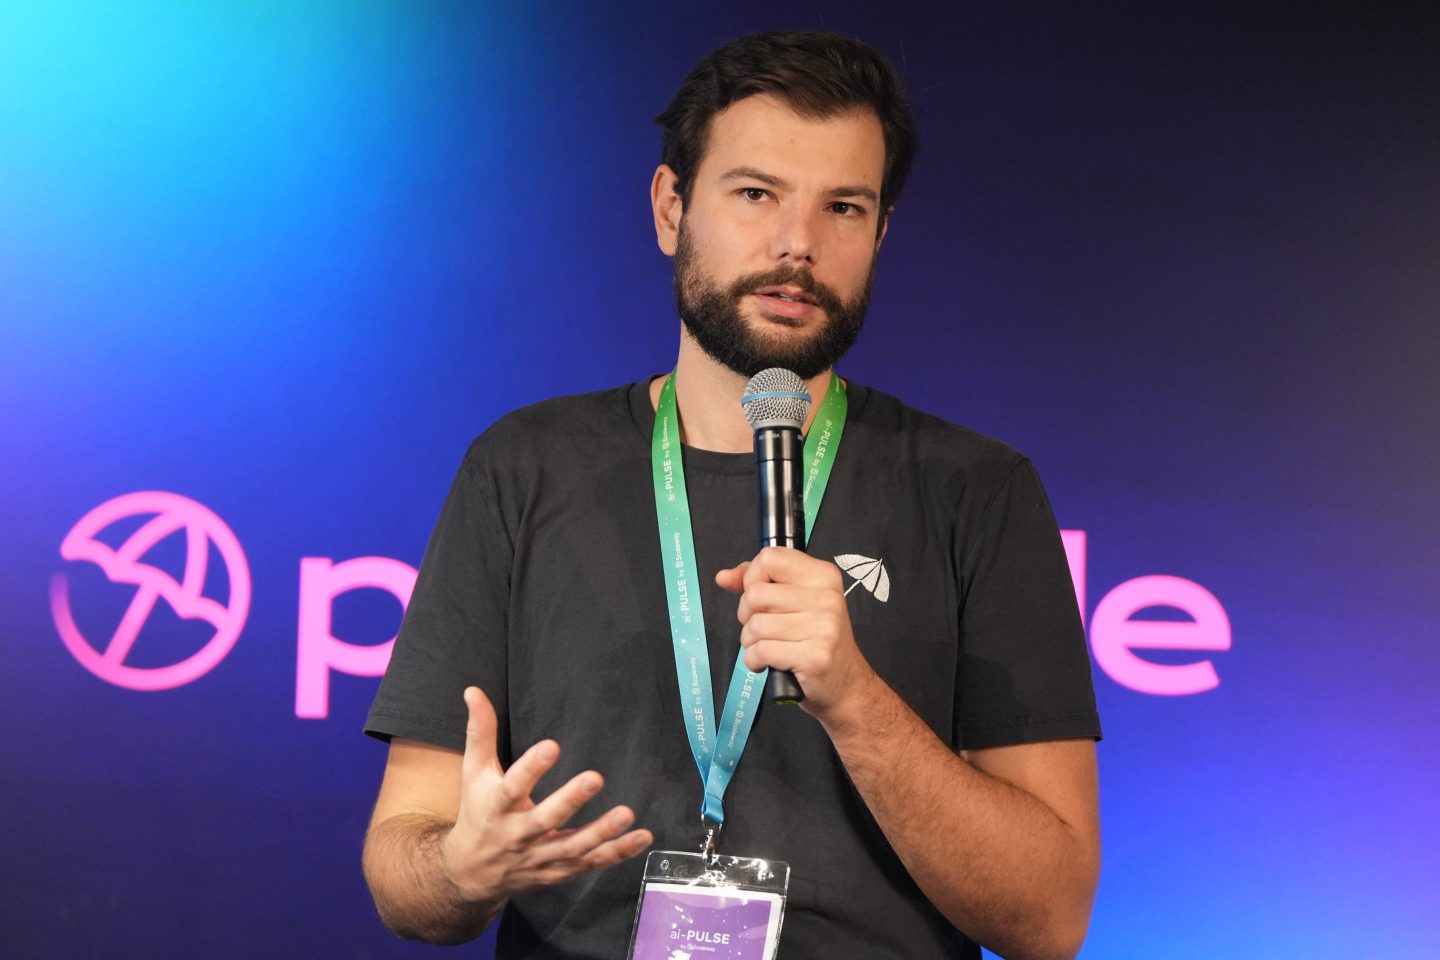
(752, 285), (817, 305)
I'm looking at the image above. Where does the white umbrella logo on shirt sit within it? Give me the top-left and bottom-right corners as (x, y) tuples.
(835, 554), (890, 602)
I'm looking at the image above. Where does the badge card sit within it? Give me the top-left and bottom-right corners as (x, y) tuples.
(627, 851), (788, 960)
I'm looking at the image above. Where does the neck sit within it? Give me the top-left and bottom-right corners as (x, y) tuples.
(650, 334), (833, 453)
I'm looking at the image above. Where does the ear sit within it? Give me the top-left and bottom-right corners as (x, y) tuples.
(651, 164), (683, 256)
(875, 208), (891, 252)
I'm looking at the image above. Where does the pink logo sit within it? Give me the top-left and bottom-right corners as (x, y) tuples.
(50, 491), (252, 690)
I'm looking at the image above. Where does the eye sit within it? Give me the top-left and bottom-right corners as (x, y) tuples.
(740, 187), (770, 202)
(829, 202), (864, 217)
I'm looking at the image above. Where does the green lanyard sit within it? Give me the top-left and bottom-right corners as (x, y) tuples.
(650, 371), (847, 826)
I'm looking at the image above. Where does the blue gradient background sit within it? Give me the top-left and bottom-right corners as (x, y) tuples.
(2, 2), (1437, 957)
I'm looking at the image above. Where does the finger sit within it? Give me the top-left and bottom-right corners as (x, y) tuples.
(736, 582), (832, 623)
(742, 549), (777, 588)
(740, 606), (842, 646)
(740, 613), (797, 648)
(742, 637), (812, 675)
(461, 686), (502, 778)
(523, 829), (654, 887)
(735, 581), (774, 623)
(577, 828), (653, 869)
(514, 769), (606, 841)
(545, 827), (654, 876)
(494, 737), (561, 808)
(747, 547), (842, 590)
(530, 804), (638, 862)
(714, 561), (749, 594)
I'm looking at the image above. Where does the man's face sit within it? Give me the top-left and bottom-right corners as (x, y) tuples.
(664, 95), (887, 380)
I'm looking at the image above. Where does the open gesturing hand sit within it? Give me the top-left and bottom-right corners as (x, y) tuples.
(439, 686), (653, 902)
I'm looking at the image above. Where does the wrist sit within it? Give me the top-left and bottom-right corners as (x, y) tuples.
(814, 667), (892, 741)
(438, 821), (500, 906)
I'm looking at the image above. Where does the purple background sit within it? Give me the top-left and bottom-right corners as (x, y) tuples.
(1, 2), (1436, 957)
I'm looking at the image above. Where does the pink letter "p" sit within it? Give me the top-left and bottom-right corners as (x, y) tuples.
(296, 557), (417, 719)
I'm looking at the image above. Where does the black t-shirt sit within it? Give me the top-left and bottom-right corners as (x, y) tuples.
(366, 380), (1101, 959)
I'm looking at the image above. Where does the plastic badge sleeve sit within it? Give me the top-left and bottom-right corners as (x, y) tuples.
(626, 849), (790, 960)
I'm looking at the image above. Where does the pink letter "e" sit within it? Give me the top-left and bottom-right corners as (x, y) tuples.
(296, 556), (417, 719)
(1089, 575), (1231, 696)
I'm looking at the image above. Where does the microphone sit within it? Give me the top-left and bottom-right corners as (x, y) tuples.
(741, 368), (812, 705)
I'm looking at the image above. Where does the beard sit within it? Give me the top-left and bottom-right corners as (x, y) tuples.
(672, 223), (875, 380)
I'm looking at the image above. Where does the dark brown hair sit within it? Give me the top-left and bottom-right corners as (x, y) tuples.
(655, 32), (918, 220)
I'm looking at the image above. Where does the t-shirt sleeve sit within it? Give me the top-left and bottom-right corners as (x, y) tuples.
(953, 457), (1101, 750)
(364, 445), (513, 760)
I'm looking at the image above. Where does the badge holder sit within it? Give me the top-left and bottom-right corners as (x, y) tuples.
(626, 829), (789, 960)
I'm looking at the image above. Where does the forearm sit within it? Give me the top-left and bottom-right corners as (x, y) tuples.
(362, 812), (503, 945)
(821, 674), (1099, 960)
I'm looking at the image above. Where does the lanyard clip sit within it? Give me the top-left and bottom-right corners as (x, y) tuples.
(700, 817), (722, 864)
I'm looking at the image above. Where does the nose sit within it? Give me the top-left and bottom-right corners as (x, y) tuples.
(769, 204), (818, 265)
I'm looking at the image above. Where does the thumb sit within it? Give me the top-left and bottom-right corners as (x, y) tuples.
(461, 685), (502, 777)
(715, 561), (751, 594)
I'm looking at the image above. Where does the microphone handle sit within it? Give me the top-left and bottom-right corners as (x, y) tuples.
(764, 657), (805, 704)
(755, 426), (807, 704)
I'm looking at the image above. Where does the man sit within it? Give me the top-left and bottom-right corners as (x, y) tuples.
(363, 32), (1101, 960)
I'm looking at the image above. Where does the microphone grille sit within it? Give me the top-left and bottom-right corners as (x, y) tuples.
(741, 368), (811, 429)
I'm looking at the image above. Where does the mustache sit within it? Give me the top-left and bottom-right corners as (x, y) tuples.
(727, 267), (847, 315)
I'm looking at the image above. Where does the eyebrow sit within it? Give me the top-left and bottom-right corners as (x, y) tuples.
(718, 166), (879, 205)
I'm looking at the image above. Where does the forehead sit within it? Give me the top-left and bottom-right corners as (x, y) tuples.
(696, 94), (885, 190)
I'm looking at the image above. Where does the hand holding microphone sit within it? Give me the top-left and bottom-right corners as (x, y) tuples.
(740, 368), (811, 705)
(714, 368), (876, 716)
